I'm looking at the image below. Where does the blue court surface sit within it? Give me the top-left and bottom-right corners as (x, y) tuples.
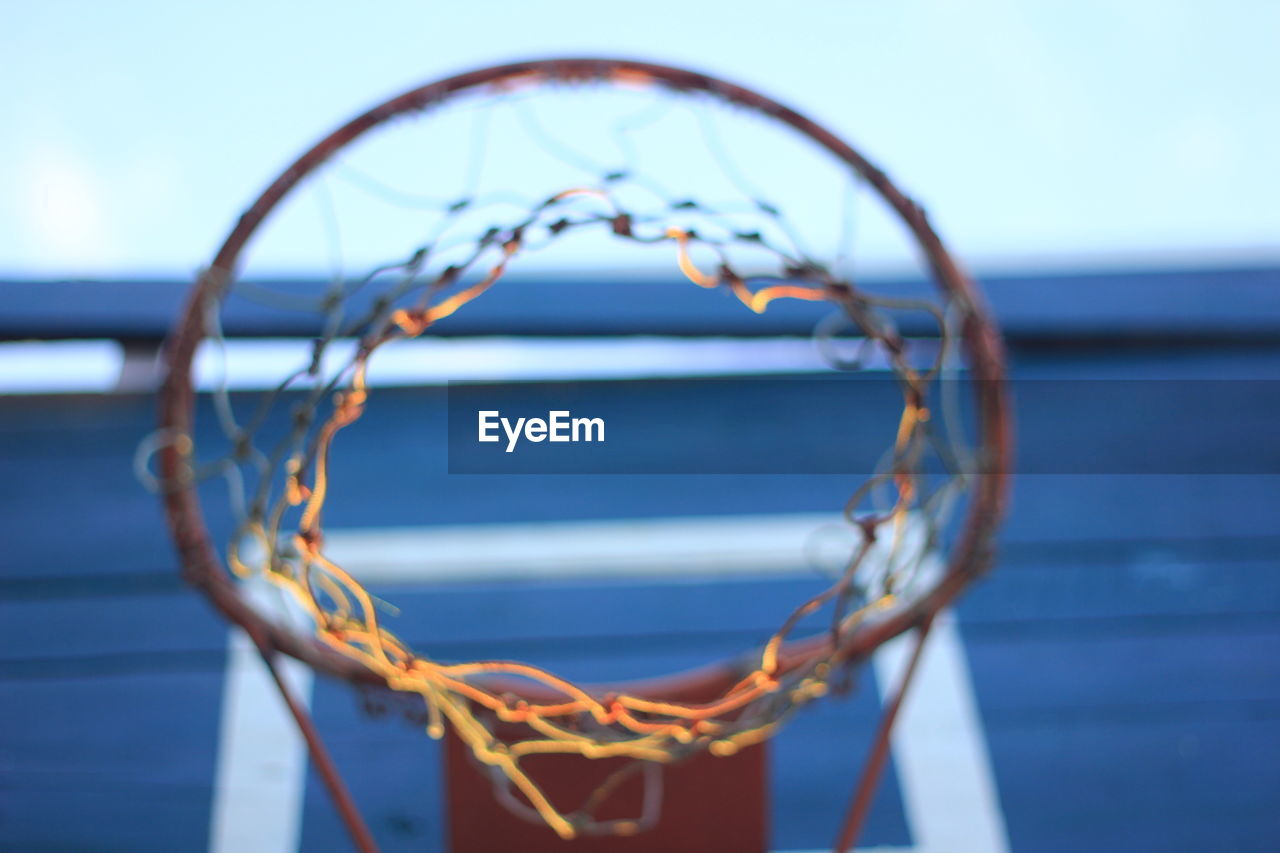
(1, 265), (1278, 852)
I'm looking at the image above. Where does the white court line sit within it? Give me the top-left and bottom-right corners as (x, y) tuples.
(210, 584), (314, 853)
(322, 513), (842, 583)
(212, 514), (1008, 853)
(782, 616), (1009, 853)
(0, 339), (123, 394)
(198, 336), (839, 389)
(192, 335), (918, 390)
(0, 334), (929, 395)
(868, 613), (1009, 853)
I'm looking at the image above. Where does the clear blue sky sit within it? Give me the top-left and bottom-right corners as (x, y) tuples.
(3, 0), (1276, 277)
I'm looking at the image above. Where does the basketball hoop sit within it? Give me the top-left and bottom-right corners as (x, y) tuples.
(149, 58), (1010, 851)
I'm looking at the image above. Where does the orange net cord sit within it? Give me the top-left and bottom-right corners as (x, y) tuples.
(235, 224), (928, 839)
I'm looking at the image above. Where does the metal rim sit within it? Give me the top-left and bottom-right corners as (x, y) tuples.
(157, 57), (1011, 701)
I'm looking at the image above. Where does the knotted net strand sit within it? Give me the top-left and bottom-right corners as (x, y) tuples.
(150, 59), (1009, 841)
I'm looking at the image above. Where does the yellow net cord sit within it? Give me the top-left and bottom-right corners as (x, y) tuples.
(211, 196), (946, 838)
